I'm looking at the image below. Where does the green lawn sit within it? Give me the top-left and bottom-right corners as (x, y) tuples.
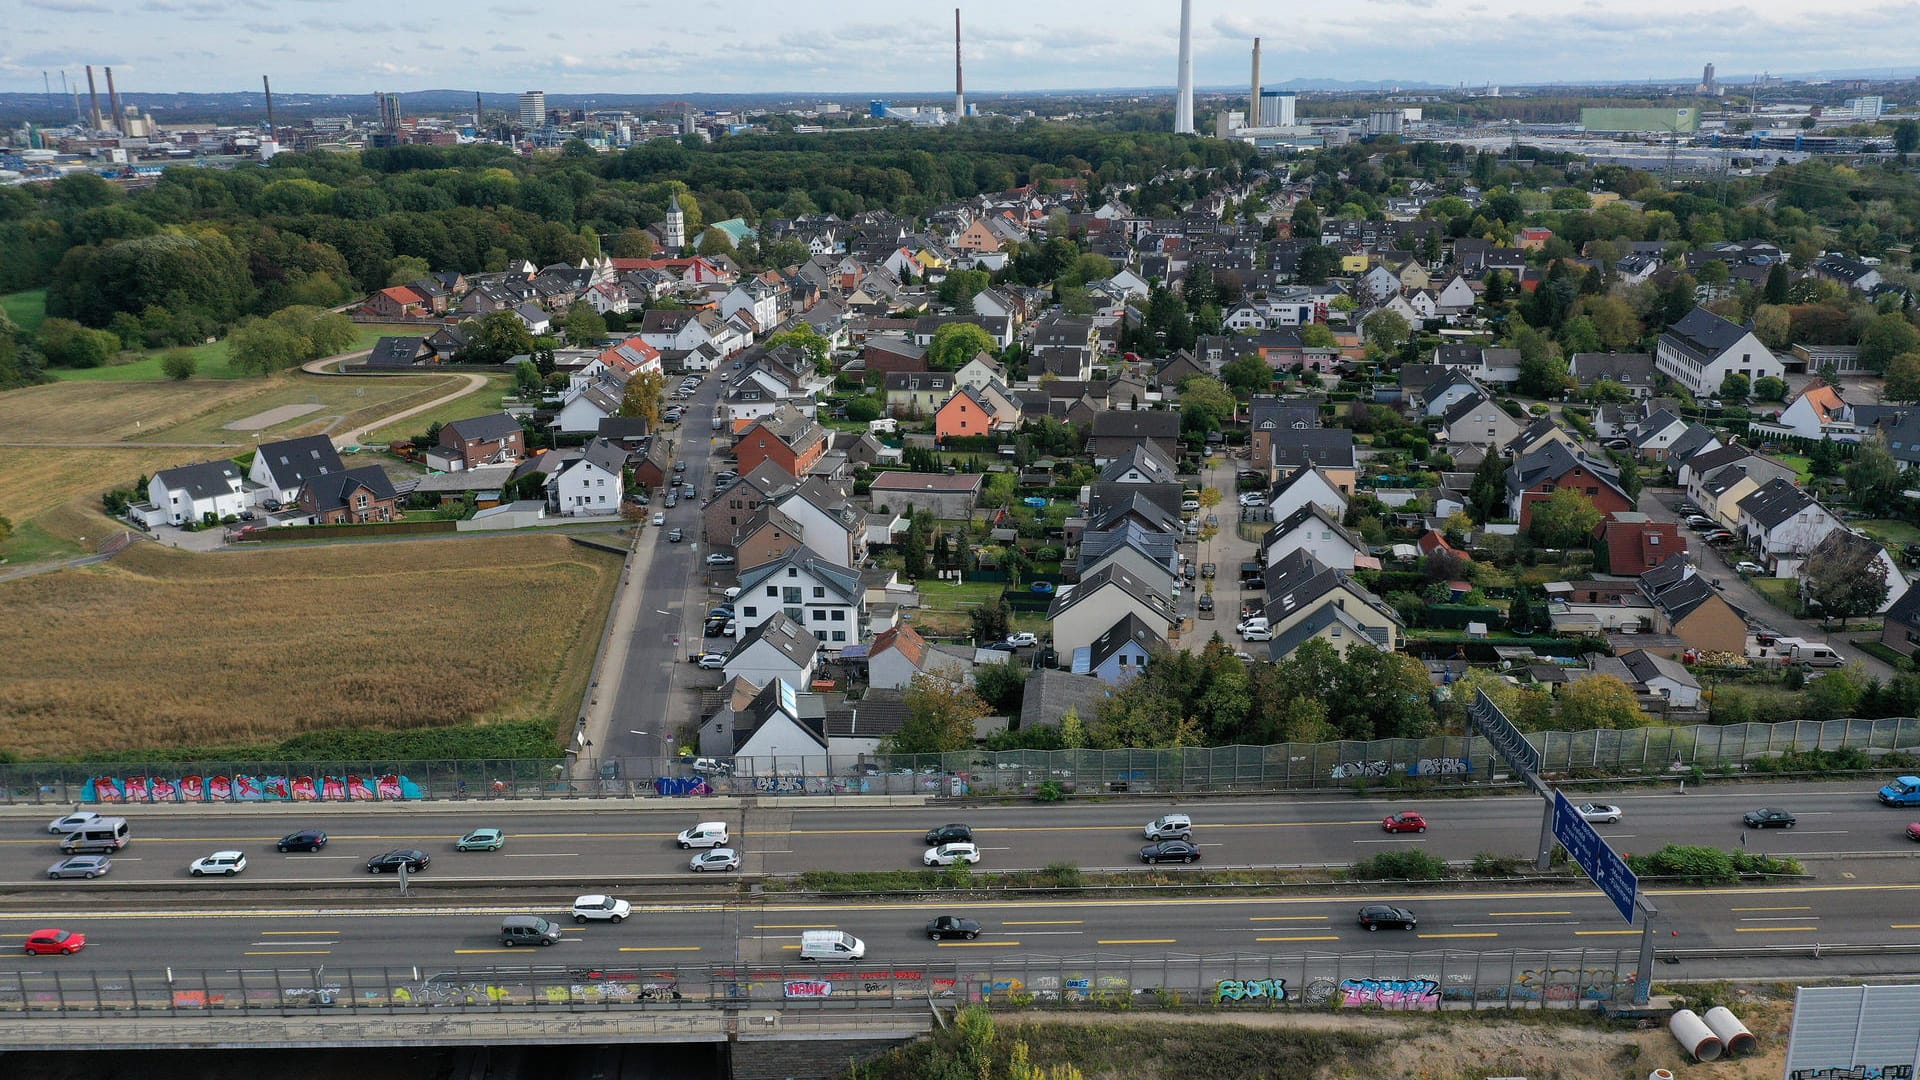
(361, 375), (512, 444)
(0, 519), (84, 566)
(1771, 453), (1813, 484)
(49, 325), (403, 384)
(1, 289), (46, 333)
(1856, 519), (1920, 547)
(1749, 575), (1803, 617)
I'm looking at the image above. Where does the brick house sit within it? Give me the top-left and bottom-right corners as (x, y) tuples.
(298, 465), (400, 525)
(734, 405), (828, 481)
(1596, 514), (1686, 575)
(429, 413), (526, 472)
(1506, 442), (1634, 532)
(363, 285), (427, 319)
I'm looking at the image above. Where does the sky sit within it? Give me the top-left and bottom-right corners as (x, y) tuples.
(3, 0), (1916, 97)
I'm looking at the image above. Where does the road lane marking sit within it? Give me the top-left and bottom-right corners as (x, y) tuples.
(937, 941), (1020, 947)
(617, 946), (702, 952)
(502, 853), (581, 858)
(787, 821), (1380, 836)
(1455, 921), (1579, 928)
(1003, 921), (1082, 926)
(260, 930), (339, 935)
(1731, 906), (1810, 911)
(754, 924), (838, 929)
(1734, 926), (1819, 933)
(454, 948), (571, 954)
(1573, 930), (1640, 937)
(250, 940), (334, 946)
(1487, 911), (1571, 916)
(1893, 924), (1920, 929)
(1096, 939), (1176, 945)
(1008, 931), (1083, 936)
(242, 950), (331, 956)
(1740, 916), (1820, 922)
(1255, 935), (1340, 942)
(1353, 838), (1425, 844)
(1417, 932), (1497, 939)
(1249, 916), (1329, 922)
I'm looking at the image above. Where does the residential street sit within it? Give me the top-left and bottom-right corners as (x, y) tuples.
(1184, 452), (1263, 653)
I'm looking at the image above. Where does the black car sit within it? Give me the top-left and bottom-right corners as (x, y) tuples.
(1356, 904), (1418, 931)
(925, 824), (973, 845)
(926, 915), (982, 941)
(276, 830), (328, 853)
(1140, 840), (1200, 864)
(1743, 808), (1797, 829)
(366, 849), (431, 873)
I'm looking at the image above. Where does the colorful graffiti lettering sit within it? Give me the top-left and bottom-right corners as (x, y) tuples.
(1339, 978), (1439, 1010)
(652, 777), (712, 796)
(754, 776), (808, 793)
(1330, 760), (1390, 779)
(85, 773), (421, 803)
(1410, 757), (1471, 776)
(783, 980), (832, 999)
(1789, 1069), (1915, 1080)
(1216, 978), (1287, 1002)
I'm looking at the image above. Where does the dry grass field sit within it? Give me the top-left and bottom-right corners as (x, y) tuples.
(0, 534), (621, 758)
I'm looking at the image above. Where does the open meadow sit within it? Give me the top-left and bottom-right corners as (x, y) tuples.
(0, 534), (620, 759)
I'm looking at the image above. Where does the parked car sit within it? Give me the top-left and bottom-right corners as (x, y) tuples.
(1200, 562), (1216, 578)
(1143, 814), (1193, 840)
(188, 850), (248, 876)
(1139, 840), (1201, 864)
(1382, 811), (1428, 834)
(690, 757), (733, 775)
(276, 830), (328, 853)
(673, 461), (687, 473)
(1735, 561), (1765, 575)
(651, 512), (666, 526)
(47, 811), (101, 834)
(663, 495), (676, 508)
(365, 849), (430, 873)
(47, 855), (111, 879)
(570, 894), (631, 923)
(1005, 632), (1039, 648)
(924, 824), (974, 845)
(925, 916), (982, 940)
(1742, 808), (1797, 829)
(1575, 803), (1623, 824)
(1684, 515), (1715, 530)
(456, 828), (505, 852)
(668, 528), (684, 543)
(1356, 904), (1418, 931)
(23, 928), (86, 956)
(705, 552), (735, 566)
(924, 842), (980, 867)
(696, 653), (727, 669)
(1198, 594), (1214, 612)
(689, 848), (740, 872)
(1240, 625), (1272, 642)
(1703, 530), (1736, 545)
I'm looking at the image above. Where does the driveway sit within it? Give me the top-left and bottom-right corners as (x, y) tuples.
(1637, 487), (1895, 679)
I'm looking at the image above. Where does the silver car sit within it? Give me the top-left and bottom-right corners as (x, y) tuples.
(48, 855), (112, 879)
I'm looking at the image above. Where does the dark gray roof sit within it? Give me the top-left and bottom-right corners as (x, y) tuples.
(1047, 562), (1177, 623)
(1083, 613), (1166, 672)
(1018, 669), (1114, 730)
(303, 464), (396, 513)
(444, 413), (523, 444)
(1736, 477), (1816, 529)
(1261, 549), (1400, 631)
(366, 336), (426, 368)
(155, 459), (243, 500)
(255, 435), (344, 491)
(1663, 307), (1753, 363)
(1089, 411), (1181, 441)
(1079, 522), (1179, 574)
(727, 612), (820, 667)
(1567, 352), (1654, 385)
(1269, 427), (1356, 471)
(736, 545), (863, 602)
(1665, 423), (1720, 462)
(1098, 441), (1179, 484)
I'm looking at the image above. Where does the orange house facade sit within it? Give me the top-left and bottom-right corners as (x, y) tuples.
(933, 388), (1017, 442)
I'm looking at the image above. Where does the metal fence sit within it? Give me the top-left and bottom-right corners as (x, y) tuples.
(7, 716), (1919, 805)
(0, 950), (1634, 1018)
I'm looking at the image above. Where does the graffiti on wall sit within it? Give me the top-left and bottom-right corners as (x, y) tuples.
(783, 980), (832, 999)
(1216, 978), (1287, 1002)
(1410, 757), (1471, 776)
(1339, 978), (1439, 1010)
(85, 773), (421, 803)
(1789, 1069), (1914, 1080)
(652, 777), (712, 796)
(1516, 966), (1628, 1001)
(1330, 760), (1390, 779)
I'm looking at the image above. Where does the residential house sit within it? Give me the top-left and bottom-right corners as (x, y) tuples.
(1596, 514), (1685, 575)
(866, 471), (983, 518)
(1688, 456), (1789, 530)
(1434, 274), (1478, 316)
(1568, 353), (1657, 399)
(1439, 390), (1524, 448)
(1072, 613), (1164, 684)
(867, 624), (977, 690)
(551, 438), (626, 517)
(1879, 586), (1920, 658)
(1774, 381), (1855, 441)
(731, 547), (867, 650)
(638, 308), (710, 352)
(297, 465), (399, 525)
(1261, 503), (1368, 572)
(1046, 564), (1178, 664)
(729, 503), (807, 568)
(1638, 557), (1747, 655)
(1505, 442), (1633, 531)
(365, 335), (430, 369)
(934, 384), (1020, 441)
(771, 479), (867, 568)
(1735, 478), (1844, 574)
(1416, 369), (1484, 418)
(1628, 409), (1691, 460)
(146, 460), (248, 526)
(734, 405), (828, 480)
(250, 434), (345, 508)
(952, 352), (1008, 393)
(1809, 254), (1884, 295)
(512, 302), (551, 337)
(1255, 549), (1405, 660)
(428, 413), (525, 473)
(1579, 649), (1702, 709)
(726, 680), (830, 774)
(1505, 416), (1578, 458)
(1087, 411), (1184, 466)
(1266, 464), (1350, 524)
(362, 285), (426, 319)
(1076, 522), (1179, 590)
(1799, 528), (1908, 614)
(723, 613), (821, 690)
(1654, 307), (1783, 397)
(703, 463), (798, 546)
(1267, 428), (1357, 492)
(882, 370), (955, 418)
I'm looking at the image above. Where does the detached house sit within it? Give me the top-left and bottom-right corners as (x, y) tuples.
(722, 613), (821, 690)
(1506, 442), (1633, 531)
(735, 405), (828, 481)
(250, 435), (345, 508)
(882, 371), (955, 418)
(298, 465), (399, 525)
(1735, 479), (1844, 574)
(551, 438), (627, 517)
(146, 460), (247, 526)
(1261, 503), (1369, 572)
(1654, 307), (1782, 397)
(1255, 549), (1405, 660)
(732, 547), (868, 650)
(1439, 390), (1523, 448)
(1638, 557), (1747, 655)
(1800, 528), (1907, 615)
(1267, 428), (1357, 492)
(429, 413), (525, 473)
(1087, 411), (1183, 466)
(867, 624), (978, 690)
(1047, 564), (1178, 665)
(934, 384), (1021, 441)
(1072, 613), (1164, 685)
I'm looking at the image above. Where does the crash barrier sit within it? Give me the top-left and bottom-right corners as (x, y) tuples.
(0, 950), (1637, 1019)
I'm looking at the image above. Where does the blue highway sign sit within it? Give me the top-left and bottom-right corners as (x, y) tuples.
(1551, 789), (1638, 924)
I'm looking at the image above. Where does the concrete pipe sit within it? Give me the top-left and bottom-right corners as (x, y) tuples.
(1649, 1070), (1675, 1080)
(1703, 1007), (1758, 1055)
(1669, 1009), (1724, 1062)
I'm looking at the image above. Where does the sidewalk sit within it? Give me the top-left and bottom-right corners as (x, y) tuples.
(577, 526), (651, 778)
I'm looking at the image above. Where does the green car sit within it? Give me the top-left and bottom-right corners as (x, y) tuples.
(456, 828), (504, 852)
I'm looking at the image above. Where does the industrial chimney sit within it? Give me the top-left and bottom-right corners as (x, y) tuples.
(105, 66), (122, 134)
(1250, 38), (1261, 130)
(263, 75), (275, 132)
(1173, 0), (1194, 134)
(954, 8), (965, 120)
(84, 65), (102, 132)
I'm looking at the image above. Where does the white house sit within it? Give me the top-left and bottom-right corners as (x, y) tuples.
(1736, 478), (1844, 573)
(729, 679), (829, 775)
(1655, 306), (1783, 397)
(1045, 563), (1178, 664)
(553, 376), (626, 435)
(249, 434), (344, 508)
(771, 481), (866, 568)
(147, 460), (248, 525)
(723, 613), (821, 690)
(551, 438), (627, 517)
(1262, 503), (1368, 572)
(1266, 464), (1350, 524)
(952, 352), (1008, 394)
(513, 302), (551, 337)
(638, 309), (711, 352)
(721, 279), (782, 332)
(1799, 528), (1909, 615)
(866, 624), (976, 691)
(732, 547), (867, 650)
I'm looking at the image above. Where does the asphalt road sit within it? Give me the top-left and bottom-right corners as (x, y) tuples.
(7, 782), (1914, 887)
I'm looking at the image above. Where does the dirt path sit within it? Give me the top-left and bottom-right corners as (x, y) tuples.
(328, 371), (488, 449)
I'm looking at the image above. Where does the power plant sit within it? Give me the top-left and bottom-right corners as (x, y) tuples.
(1173, 0), (1194, 133)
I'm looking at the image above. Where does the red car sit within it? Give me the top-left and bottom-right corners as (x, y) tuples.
(23, 928), (86, 956)
(1907, 822), (1920, 842)
(1382, 811), (1427, 834)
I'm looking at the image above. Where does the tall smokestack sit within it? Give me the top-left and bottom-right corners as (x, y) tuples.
(954, 8), (964, 119)
(1173, 0), (1194, 134)
(475, 91), (484, 133)
(105, 66), (122, 133)
(1250, 38), (1261, 130)
(84, 65), (102, 132)
(263, 76), (275, 132)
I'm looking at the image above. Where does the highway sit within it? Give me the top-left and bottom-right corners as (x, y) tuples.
(6, 783), (1916, 887)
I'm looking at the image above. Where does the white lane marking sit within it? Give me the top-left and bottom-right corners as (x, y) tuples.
(1006, 931), (1083, 936)
(503, 853), (580, 858)
(1353, 838), (1426, 844)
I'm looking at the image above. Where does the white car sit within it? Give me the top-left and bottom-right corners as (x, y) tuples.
(570, 894), (631, 923)
(696, 653), (727, 669)
(1735, 561), (1765, 575)
(1005, 632), (1039, 648)
(690, 848), (741, 872)
(1240, 625), (1272, 642)
(47, 811), (100, 834)
(651, 512), (665, 526)
(677, 822), (729, 849)
(1144, 814), (1193, 840)
(1575, 803), (1623, 824)
(189, 850), (248, 876)
(1237, 492), (1266, 507)
(923, 842), (980, 867)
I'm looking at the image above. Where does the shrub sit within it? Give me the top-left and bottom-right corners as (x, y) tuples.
(160, 350), (197, 381)
(1469, 852), (1525, 876)
(1624, 844), (1736, 884)
(1041, 861), (1082, 889)
(1035, 779), (1068, 802)
(1352, 850), (1450, 881)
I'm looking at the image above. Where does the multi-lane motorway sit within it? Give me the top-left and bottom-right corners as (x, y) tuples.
(2, 783), (1916, 973)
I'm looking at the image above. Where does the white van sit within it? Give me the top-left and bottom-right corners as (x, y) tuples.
(61, 817), (129, 854)
(676, 821), (730, 849)
(1789, 643), (1843, 668)
(800, 929), (865, 961)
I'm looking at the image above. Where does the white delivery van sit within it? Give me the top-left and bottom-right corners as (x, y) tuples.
(800, 930), (865, 961)
(1789, 642), (1843, 668)
(61, 817), (129, 853)
(676, 821), (730, 849)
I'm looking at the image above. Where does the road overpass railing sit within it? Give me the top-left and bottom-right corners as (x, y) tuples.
(0, 950), (1635, 1020)
(5, 716), (1917, 805)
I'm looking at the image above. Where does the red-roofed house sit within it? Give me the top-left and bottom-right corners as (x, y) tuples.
(1775, 380), (1852, 441)
(1416, 529), (1468, 561)
(1597, 515), (1686, 576)
(363, 285), (427, 318)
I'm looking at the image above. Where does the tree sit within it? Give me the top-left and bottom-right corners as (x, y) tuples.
(1220, 353), (1272, 396)
(844, 395), (883, 422)
(514, 359), (544, 395)
(1860, 313), (1920, 372)
(696, 226), (736, 260)
(1361, 309), (1411, 356)
(1298, 322), (1337, 348)
(1584, 294), (1642, 350)
(1556, 675), (1648, 730)
(1752, 375), (1788, 402)
(764, 325), (833, 374)
(1558, 315), (1601, 356)
(973, 660), (1028, 715)
(160, 349), (197, 381)
(1718, 372), (1750, 403)
(1529, 487), (1602, 549)
(936, 268), (991, 307)
(927, 323), (998, 370)
(34, 317), (119, 368)
(1178, 375), (1236, 433)
(1884, 351), (1920, 403)
(1809, 435), (1840, 478)
(619, 369), (667, 429)
(611, 227), (655, 258)
(1845, 432), (1903, 509)
(1751, 303), (1791, 350)
(1763, 262), (1791, 305)
(1295, 243), (1340, 285)
(385, 255), (431, 287)
(1467, 450), (1507, 523)
(227, 317), (307, 375)
(969, 599), (1013, 645)
(462, 310), (539, 364)
(561, 301), (607, 347)
(889, 672), (988, 755)
(1801, 539), (1890, 630)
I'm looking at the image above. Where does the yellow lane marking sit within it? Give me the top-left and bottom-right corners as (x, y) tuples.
(1002, 920), (1082, 926)
(1734, 926), (1819, 933)
(779, 945), (800, 950)
(1573, 930), (1640, 937)
(937, 941), (1021, 947)
(1255, 935), (1340, 942)
(1731, 906), (1810, 912)
(1249, 916), (1328, 922)
(1417, 932), (1497, 939)
(1892, 924), (1920, 929)
(617, 946), (702, 952)
(242, 950), (331, 956)
(1096, 939), (1176, 945)
(0, 934), (27, 939)
(1487, 911), (1571, 916)
(0, 832), (675, 847)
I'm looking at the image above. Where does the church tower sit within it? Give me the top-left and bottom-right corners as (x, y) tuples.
(664, 193), (687, 253)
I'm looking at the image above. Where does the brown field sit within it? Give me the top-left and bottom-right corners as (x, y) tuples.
(0, 534), (621, 757)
